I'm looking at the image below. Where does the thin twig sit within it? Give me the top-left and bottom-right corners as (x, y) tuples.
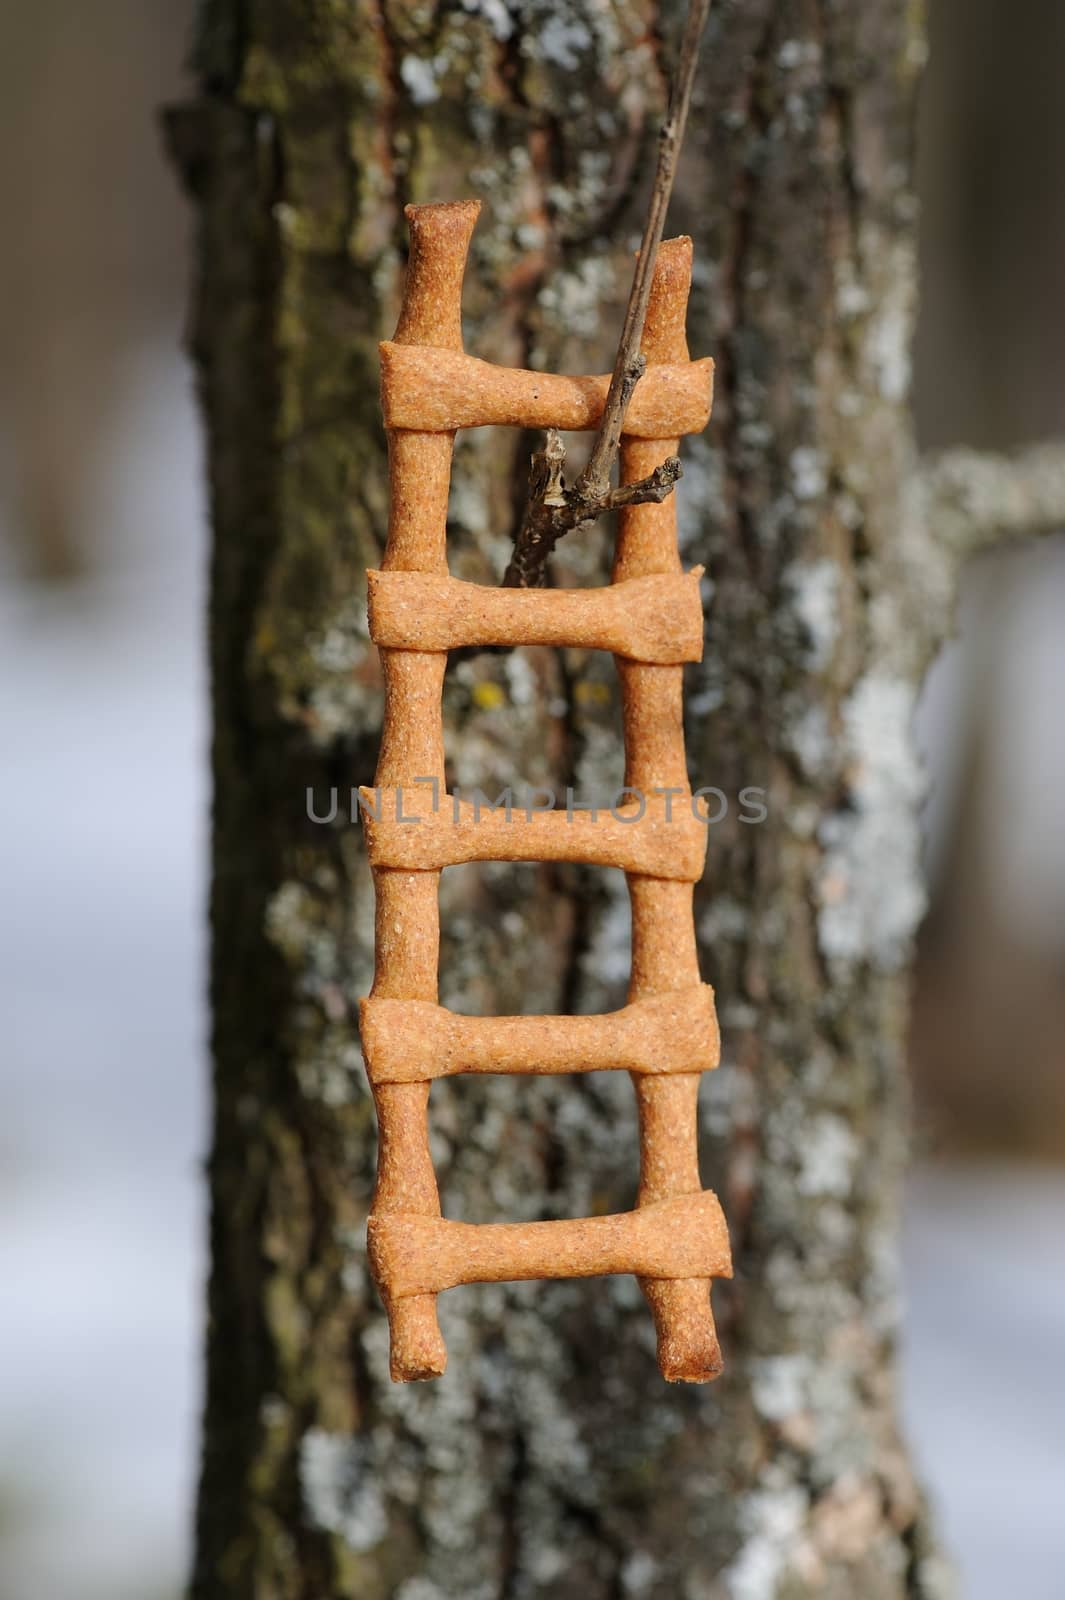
(503, 0), (712, 589)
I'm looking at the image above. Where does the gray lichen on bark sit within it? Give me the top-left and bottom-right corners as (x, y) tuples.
(167, 0), (1060, 1596)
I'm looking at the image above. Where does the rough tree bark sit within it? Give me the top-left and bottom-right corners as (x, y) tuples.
(169, 1), (1001, 1595)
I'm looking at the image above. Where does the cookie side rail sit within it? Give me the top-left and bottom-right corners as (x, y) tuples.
(616, 237), (729, 1382)
(369, 199), (480, 1381)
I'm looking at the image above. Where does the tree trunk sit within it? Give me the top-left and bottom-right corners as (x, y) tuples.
(173, 1), (948, 1595)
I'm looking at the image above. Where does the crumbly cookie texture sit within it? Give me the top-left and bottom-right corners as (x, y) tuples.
(366, 569), (705, 662)
(363, 199), (731, 1383)
(360, 988), (720, 1084)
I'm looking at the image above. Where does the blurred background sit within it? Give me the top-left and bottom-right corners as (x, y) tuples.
(1, 2), (1062, 1597)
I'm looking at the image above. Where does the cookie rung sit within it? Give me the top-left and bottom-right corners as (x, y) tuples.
(360, 789), (708, 880)
(367, 569), (705, 663)
(360, 986), (719, 1084)
(380, 342), (713, 437)
(368, 1193), (732, 1300)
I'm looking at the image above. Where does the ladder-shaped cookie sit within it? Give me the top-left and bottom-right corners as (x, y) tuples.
(361, 200), (731, 1383)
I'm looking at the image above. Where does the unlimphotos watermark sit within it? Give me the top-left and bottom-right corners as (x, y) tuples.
(306, 780), (768, 827)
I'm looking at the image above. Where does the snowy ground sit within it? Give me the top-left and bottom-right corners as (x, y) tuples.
(1, 360), (1063, 1599)
(902, 1165), (1065, 1600)
(0, 356), (207, 1600)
